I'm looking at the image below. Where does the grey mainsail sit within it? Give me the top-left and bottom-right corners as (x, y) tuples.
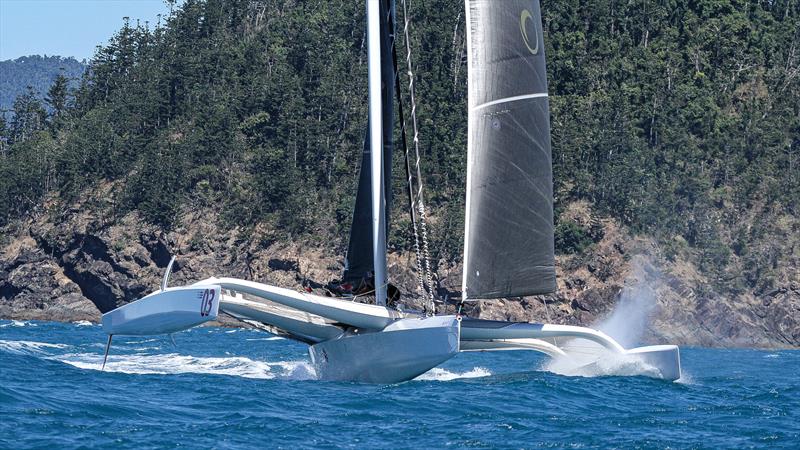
(462, 0), (556, 299)
(344, 0), (396, 285)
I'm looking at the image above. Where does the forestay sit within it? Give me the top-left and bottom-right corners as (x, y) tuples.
(462, 0), (555, 299)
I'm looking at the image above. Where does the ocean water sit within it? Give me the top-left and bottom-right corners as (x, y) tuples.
(1, 320), (798, 449)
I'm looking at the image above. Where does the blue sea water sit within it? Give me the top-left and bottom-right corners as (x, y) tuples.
(1, 320), (798, 449)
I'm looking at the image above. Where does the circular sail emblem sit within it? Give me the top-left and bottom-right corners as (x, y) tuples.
(520, 9), (539, 55)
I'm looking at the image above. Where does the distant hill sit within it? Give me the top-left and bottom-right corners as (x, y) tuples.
(0, 55), (86, 116)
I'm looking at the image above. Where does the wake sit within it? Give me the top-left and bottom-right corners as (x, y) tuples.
(57, 353), (317, 380)
(544, 345), (663, 378)
(1, 336), (496, 383)
(0, 339), (69, 355)
(415, 367), (492, 381)
(0, 337), (316, 380)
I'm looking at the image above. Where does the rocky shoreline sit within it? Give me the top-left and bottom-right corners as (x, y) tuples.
(2, 195), (798, 348)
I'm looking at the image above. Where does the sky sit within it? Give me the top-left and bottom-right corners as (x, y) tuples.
(0, 0), (174, 61)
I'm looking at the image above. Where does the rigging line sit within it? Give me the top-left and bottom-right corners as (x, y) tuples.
(541, 296), (552, 323)
(388, 0), (435, 313)
(539, 295), (559, 347)
(351, 280), (392, 302)
(400, 0), (436, 311)
(389, 6), (429, 312)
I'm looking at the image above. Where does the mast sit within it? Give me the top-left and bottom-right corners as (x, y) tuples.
(343, 1), (395, 298)
(367, 0), (388, 305)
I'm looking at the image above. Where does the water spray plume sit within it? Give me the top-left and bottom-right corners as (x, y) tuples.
(597, 260), (657, 348)
(544, 258), (661, 377)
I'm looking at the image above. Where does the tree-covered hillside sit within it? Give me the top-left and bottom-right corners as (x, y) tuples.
(0, 0), (798, 298)
(0, 55), (86, 117)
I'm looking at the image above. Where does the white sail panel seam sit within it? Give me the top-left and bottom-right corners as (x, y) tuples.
(471, 93), (548, 111)
(461, 0), (475, 300)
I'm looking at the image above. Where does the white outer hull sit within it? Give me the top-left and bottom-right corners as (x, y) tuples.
(460, 319), (681, 381)
(102, 285), (220, 335)
(309, 315), (460, 383)
(624, 345), (682, 381)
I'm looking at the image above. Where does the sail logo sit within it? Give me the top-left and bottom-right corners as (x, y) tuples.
(520, 9), (539, 55)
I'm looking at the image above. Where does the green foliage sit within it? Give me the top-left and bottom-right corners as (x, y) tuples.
(45, 74), (70, 127)
(122, 139), (184, 228)
(9, 88), (47, 144)
(542, 0), (799, 284)
(0, 131), (57, 217)
(555, 220), (594, 255)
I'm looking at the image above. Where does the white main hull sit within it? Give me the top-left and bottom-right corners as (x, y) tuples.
(309, 315), (460, 383)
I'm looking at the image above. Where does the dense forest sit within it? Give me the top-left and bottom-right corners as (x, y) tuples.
(0, 0), (798, 298)
(0, 55), (86, 118)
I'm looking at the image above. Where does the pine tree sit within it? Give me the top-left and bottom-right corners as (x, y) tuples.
(45, 74), (70, 121)
(0, 115), (8, 159)
(10, 87), (46, 145)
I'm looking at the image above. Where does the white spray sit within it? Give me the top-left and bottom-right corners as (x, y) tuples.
(596, 260), (657, 348)
(544, 258), (662, 378)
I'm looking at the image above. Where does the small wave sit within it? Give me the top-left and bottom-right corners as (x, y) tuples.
(244, 336), (286, 341)
(73, 320), (94, 327)
(55, 352), (317, 380)
(271, 361), (317, 380)
(0, 340), (69, 355)
(416, 367), (492, 381)
(4, 320), (35, 327)
(764, 354), (780, 358)
(675, 371), (695, 385)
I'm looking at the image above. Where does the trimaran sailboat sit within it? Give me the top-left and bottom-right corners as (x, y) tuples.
(99, 0), (681, 383)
